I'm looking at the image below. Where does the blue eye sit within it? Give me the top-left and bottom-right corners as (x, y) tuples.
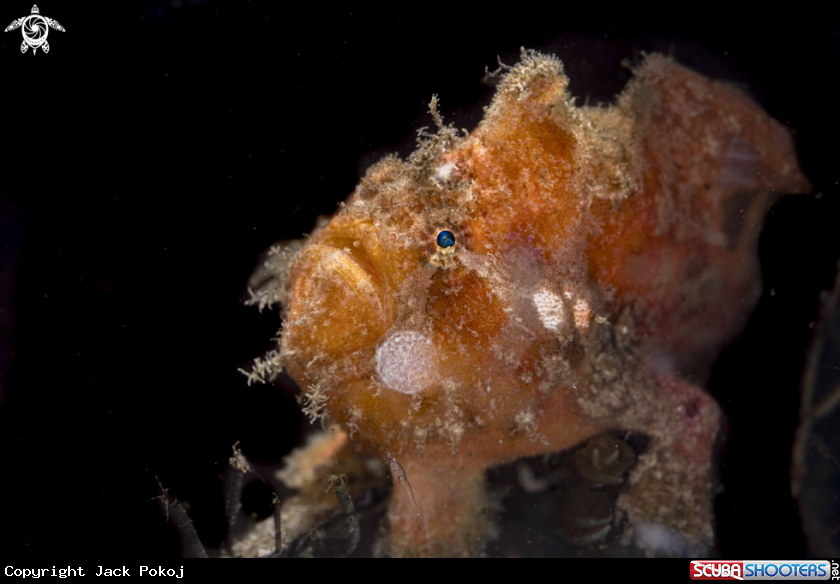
(436, 230), (455, 249)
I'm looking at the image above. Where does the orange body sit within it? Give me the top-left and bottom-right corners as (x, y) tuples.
(254, 51), (811, 556)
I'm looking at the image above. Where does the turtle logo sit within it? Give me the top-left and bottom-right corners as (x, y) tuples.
(4, 5), (65, 55)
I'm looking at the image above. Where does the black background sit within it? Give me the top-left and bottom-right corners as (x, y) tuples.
(0, 1), (838, 558)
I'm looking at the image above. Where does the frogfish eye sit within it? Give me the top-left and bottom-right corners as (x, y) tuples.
(436, 230), (455, 249)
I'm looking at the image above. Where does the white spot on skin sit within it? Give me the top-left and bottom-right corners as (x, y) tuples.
(514, 408), (550, 445)
(573, 297), (592, 332)
(375, 331), (439, 394)
(533, 287), (566, 332)
(434, 161), (457, 183)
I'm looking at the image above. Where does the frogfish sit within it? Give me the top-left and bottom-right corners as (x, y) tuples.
(245, 50), (811, 556)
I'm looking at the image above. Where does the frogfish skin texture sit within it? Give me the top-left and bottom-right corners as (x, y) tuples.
(247, 50), (811, 557)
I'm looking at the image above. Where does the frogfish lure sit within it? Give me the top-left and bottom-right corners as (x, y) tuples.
(246, 50), (811, 556)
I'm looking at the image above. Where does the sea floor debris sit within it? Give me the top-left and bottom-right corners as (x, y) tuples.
(794, 269), (840, 557)
(158, 427), (709, 557)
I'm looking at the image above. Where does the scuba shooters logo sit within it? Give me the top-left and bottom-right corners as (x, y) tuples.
(690, 560), (835, 580)
(4, 5), (65, 54)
